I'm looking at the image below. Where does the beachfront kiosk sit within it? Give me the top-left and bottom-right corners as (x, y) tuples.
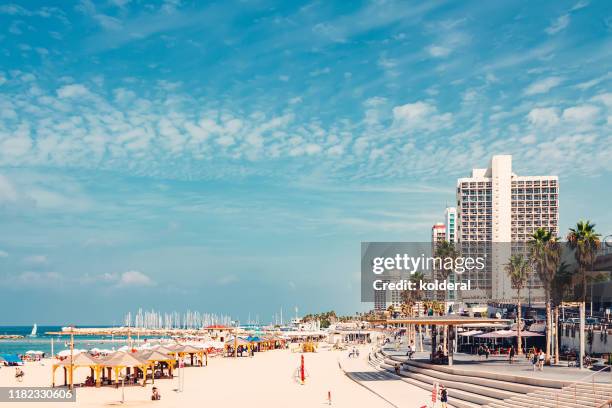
(379, 316), (511, 366)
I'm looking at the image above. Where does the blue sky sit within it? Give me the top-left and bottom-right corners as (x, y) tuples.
(0, 0), (611, 325)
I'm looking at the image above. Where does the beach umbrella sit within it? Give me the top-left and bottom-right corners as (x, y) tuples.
(516, 330), (544, 337)
(153, 345), (174, 355)
(57, 349), (84, 357)
(475, 330), (514, 339)
(139, 350), (173, 363)
(458, 330), (483, 337)
(101, 351), (147, 367)
(56, 353), (99, 366)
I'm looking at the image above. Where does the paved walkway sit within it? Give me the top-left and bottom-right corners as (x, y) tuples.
(339, 352), (448, 408)
(384, 346), (612, 384)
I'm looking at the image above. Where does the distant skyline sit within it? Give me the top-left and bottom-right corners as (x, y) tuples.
(0, 0), (611, 324)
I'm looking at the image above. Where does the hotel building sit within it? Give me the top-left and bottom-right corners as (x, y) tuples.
(456, 155), (559, 302)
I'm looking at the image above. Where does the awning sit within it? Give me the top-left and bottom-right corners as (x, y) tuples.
(458, 330), (483, 337)
(0, 354), (23, 364)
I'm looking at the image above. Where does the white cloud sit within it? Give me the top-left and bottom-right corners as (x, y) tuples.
(427, 45), (451, 57)
(0, 174), (18, 203)
(527, 107), (559, 128)
(117, 270), (155, 287)
(545, 14), (570, 35)
(562, 105), (600, 123)
(309, 67), (331, 77)
(591, 92), (612, 108)
(524, 76), (564, 95)
(520, 134), (537, 144)
(0, 250), (8, 258)
(57, 84), (91, 98)
(23, 254), (48, 264)
(278, 75), (290, 82)
(392, 101), (452, 131)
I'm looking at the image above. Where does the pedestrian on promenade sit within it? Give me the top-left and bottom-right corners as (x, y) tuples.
(538, 350), (545, 371)
(484, 345), (490, 360)
(440, 384), (448, 408)
(531, 350), (538, 371)
(509, 346), (515, 364)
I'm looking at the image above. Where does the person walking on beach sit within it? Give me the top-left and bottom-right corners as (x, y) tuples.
(439, 384), (448, 408)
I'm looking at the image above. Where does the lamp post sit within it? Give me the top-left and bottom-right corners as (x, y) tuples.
(69, 325), (74, 390)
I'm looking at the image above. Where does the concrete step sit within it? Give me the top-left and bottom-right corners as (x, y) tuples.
(382, 350), (568, 389)
(539, 389), (612, 404)
(398, 374), (502, 407)
(509, 393), (602, 408)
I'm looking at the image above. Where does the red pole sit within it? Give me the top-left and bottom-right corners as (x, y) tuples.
(300, 355), (305, 384)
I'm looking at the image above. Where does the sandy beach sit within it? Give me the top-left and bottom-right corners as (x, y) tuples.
(0, 346), (413, 408)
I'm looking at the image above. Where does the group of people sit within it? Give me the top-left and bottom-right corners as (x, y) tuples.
(528, 349), (546, 371)
(476, 345), (491, 360)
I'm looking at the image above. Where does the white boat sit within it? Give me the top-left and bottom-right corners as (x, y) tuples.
(28, 323), (37, 337)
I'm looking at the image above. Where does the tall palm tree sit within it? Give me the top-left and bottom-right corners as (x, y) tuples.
(529, 227), (557, 364)
(434, 240), (459, 354)
(566, 220), (601, 369)
(505, 254), (530, 355)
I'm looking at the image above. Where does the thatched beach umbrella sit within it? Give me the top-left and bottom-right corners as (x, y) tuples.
(52, 352), (101, 388)
(99, 351), (150, 387)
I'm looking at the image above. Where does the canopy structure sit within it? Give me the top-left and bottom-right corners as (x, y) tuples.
(167, 344), (206, 366)
(136, 350), (176, 382)
(52, 353), (101, 388)
(98, 351), (151, 387)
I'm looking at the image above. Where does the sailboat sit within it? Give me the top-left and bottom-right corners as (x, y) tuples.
(28, 324), (37, 337)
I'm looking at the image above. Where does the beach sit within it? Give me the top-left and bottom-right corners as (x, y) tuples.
(0, 346), (407, 408)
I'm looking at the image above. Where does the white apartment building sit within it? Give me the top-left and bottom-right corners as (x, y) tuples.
(456, 155), (559, 302)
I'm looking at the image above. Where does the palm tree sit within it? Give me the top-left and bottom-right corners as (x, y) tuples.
(434, 240), (459, 354)
(566, 220), (601, 369)
(411, 271), (425, 351)
(505, 254), (530, 355)
(529, 227), (559, 364)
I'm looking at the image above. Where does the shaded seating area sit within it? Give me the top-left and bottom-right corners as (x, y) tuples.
(135, 350), (176, 381)
(224, 337), (252, 357)
(168, 344), (207, 367)
(52, 351), (151, 388)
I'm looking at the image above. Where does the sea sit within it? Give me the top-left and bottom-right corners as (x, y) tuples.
(0, 326), (136, 357)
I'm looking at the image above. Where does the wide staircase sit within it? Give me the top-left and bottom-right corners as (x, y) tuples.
(368, 348), (612, 408)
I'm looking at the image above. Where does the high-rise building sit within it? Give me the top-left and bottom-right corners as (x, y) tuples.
(431, 222), (446, 245)
(444, 207), (457, 243)
(456, 155), (559, 301)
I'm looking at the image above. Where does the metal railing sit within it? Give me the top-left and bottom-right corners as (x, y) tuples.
(552, 365), (611, 407)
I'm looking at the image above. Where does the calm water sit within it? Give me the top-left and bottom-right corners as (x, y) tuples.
(0, 326), (138, 356)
